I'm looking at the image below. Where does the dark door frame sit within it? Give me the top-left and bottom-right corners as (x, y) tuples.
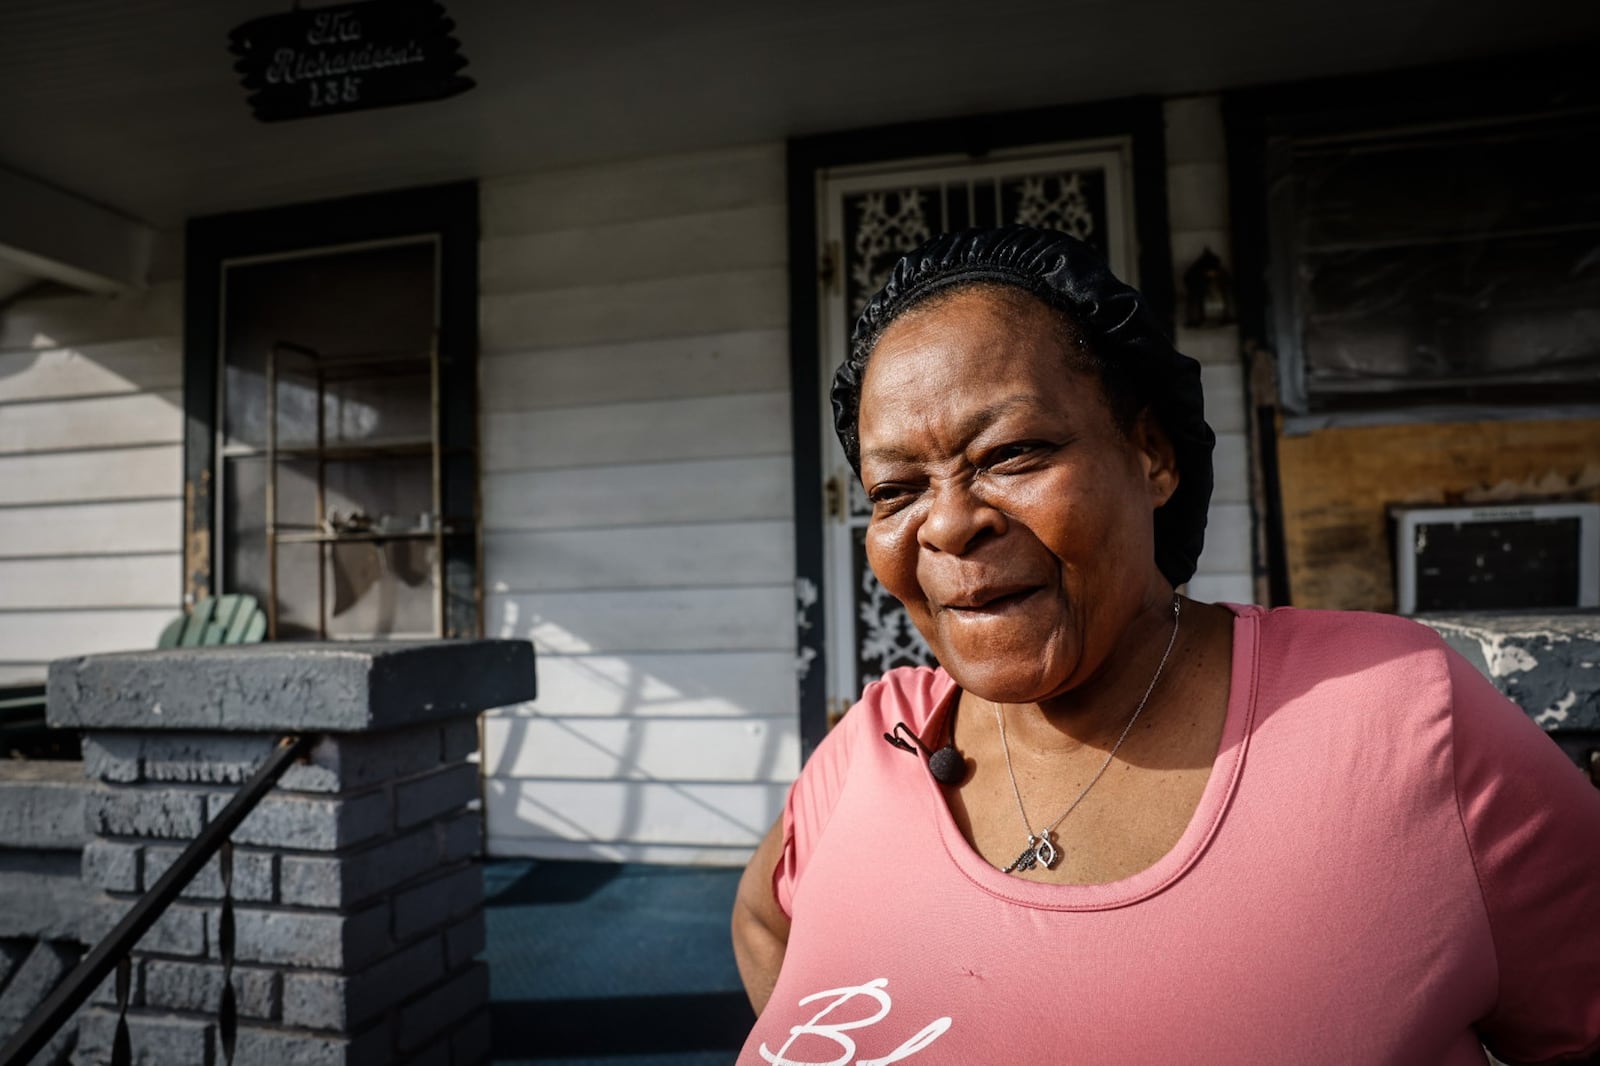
(785, 98), (1175, 759)
(182, 181), (481, 637)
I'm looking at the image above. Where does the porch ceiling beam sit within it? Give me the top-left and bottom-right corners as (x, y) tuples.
(0, 165), (153, 295)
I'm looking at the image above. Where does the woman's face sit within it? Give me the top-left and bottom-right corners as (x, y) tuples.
(857, 287), (1178, 704)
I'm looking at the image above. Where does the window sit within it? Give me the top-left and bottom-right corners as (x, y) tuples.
(1267, 105), (1600, 413)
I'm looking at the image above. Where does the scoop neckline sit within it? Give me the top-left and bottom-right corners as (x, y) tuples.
(922, 603), (1262, 911)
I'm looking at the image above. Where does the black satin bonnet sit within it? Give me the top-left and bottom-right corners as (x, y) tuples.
(831, 225), (1216, 588)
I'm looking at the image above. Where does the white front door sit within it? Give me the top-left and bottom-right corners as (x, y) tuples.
(816, 142), (1139, 719)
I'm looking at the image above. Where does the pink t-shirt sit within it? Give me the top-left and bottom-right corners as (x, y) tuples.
(739, 605), (1600, 1066)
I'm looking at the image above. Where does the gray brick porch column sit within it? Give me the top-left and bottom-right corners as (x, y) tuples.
(47, 640), (535, 1066)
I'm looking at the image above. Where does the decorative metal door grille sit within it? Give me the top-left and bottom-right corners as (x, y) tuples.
(821, 147), (1134, 713)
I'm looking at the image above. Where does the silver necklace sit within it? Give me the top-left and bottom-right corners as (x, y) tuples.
(994, 595), (1182, 875)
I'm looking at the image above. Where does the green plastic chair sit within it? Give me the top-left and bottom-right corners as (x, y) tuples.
(3, 595), (266, 754)
(157, 593), (268, 648)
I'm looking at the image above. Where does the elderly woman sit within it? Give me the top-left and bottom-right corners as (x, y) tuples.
(731, 227), (1600, 1064)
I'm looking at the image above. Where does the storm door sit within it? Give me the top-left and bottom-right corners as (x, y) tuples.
(219, 239), (446, 639)
(184, 184), (480, 638)
(816, 143), (1139, 721)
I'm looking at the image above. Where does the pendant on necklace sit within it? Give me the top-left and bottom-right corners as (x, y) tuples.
(1001, 836), (1040, 874)
(999, 832), (1062, 876)
(1034, 831), (1059, 870)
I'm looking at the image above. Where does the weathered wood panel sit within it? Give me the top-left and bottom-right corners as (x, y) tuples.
(481, 715), (800, 782)
(0, 390), (182, 454)
(1276, 417), (1600, 611)
(484, 456), (793, 531)
(486, 521), (792, 592)
(0, 499), (181, 557)
(483, 778), (787, 849)
(480, 267), (788, 353)
(0, 554), (178, 609)
(491, 651), (798, 719)
(0, 444), (179, 505)
(481, 204), (786, 292)
(482, 391), (790, 472)
(479, 329), (788, 413)
(0, 608), (172, 661)
(482, 145), (784, 237)
(0, 339), (181, 402)
(487, 586), (795, 655)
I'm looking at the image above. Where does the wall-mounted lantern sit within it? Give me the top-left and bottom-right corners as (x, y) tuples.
(1183, 247), (1235, 328)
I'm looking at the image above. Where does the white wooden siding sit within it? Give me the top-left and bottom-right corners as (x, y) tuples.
(0, 555), (179, 608)
(478, 330), (788, 412)
(0, 444), (180, 505)
(482, 205), (788, 292)
(485, 456), (792, 531)
(482, 147), (785, 236)
(0, 499), (180, 556)
(486, 522), (792, 591)
(0, 390), (181, 453)
(482, 391), (790, 471)
(516, 651), (797, 719)
(0, 339), (181, 402)
(0, 283), (183, 680)
(1165, 96), (1255, 606)
(479, 144), (797, 864)
(481, 716), (799, 782)
(481, 270), (787, 353)
(0, 283), (180, 351)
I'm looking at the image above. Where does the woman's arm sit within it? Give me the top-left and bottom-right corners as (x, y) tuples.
(731, 815), (792, 1015)
(1448, 650), (1600, 1062)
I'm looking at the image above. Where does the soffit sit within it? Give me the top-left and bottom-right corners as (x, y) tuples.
(1, 0), (1596, 228)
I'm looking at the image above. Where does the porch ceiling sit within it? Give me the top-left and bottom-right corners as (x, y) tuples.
(1, 0), (1597, 232)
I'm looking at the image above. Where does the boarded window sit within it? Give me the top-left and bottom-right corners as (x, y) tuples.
(1270, 110), (1600, 411)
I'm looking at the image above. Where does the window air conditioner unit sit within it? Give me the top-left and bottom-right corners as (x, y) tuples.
(1393, 502), (1600, 616)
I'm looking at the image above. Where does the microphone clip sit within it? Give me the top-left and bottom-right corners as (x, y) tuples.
(881, 718), (967, 785)
(882, 722), (921, 754)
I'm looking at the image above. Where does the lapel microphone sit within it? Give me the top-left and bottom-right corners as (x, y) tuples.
(882, 698), (967, 784)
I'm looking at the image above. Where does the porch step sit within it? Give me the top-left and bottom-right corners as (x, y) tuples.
(0, 761), (89, 851)
(0, 939), (82, 1065)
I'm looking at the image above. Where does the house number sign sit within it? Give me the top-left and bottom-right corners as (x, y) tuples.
(228, 1), (473, 122)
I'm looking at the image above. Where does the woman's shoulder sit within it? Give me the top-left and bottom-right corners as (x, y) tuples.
(844, 665), (956, 734)
(785, 666), (954, 836)
(1230, 603), (1458, 707)
(1235, 603), (1451, 657)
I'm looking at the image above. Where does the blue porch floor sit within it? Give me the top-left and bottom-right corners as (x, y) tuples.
(484, 860), (754, 1066)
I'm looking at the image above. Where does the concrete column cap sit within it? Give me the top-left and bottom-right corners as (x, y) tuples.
(47, 640), (536, 732)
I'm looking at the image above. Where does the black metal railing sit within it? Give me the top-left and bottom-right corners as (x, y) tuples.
(0, 733), (314, 1066)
